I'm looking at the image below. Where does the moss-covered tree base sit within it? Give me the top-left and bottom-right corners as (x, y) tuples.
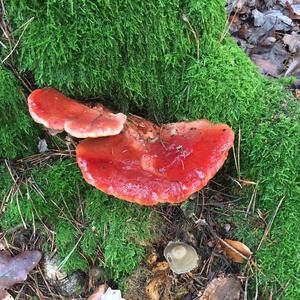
(0, 0), (299, 298)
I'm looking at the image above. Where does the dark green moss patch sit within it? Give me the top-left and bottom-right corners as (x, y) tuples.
(0, 66), (39, 158)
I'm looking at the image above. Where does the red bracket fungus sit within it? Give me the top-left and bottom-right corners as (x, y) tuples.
(28, 88), (127, 138)
(27, 88), (234, 206)
(76, 116), (234, 205)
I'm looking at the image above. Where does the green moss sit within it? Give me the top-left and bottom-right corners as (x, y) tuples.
(82, 189), (161, 281)
(0, 159), (161, 280)
(0, 65), (39, 158)
(7, 0), (225, 116)
(4, 0), (300, 297)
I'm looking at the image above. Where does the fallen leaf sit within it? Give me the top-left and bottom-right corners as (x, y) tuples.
(145, 274), (164, 300)
(0, 250), (42, 290)
(220, 239), (252, 263)
(0, 291), (14, 300)
(251, 55), (279, 77)
(250, 42), (288, 77)
(253, 9), (293, 31)
(87, 284), (107, 300)
(37, 138), (48, 153)
(152, 261), (169, 273)
(146, 249), (158, 267)
(283, 32), (300, 52)
(285, 57), (300, 77)
(291, 4), (300, 15)
(286, 2), (300, 19)
(199, 276), (241, 300)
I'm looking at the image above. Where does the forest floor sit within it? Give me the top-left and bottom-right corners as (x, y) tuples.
(3, 174), (267, 300)
(1, 1), (300, 299)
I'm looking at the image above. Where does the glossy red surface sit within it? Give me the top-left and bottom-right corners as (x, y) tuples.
(76, 119), (234, 205)
(28, 88), (126, 138)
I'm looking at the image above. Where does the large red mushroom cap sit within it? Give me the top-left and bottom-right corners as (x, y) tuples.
(28, 88), (127, 138)
(76, 116), (234, 205)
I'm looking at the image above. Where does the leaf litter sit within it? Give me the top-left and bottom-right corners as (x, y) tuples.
(0, 249), (42, 291)
(227, 0), (300, 81)
(220, 239), (252, 264)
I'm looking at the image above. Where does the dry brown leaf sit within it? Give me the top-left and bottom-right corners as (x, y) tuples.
(199, 276), (241, 300)
(286, 2), (300, 19)
(152, 261), (169, 273)
(283, 33), (300, 53)
(0, 291), (14, 300)
(146, 250), (158, 267)
(0, 250), (42, 290)
(220, 239), (252, 263)
(145, 274), (165, 300)
(145, 261), (171, 300)
(251, 55), (279, 77)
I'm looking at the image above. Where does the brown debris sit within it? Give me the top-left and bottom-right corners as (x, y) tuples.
(199, 276), (241, 300)
(227, 0), (300, 82)
(283, 32), (300, 52)
(87, 284), (107, 300)
(220, 239), (252, 263)
(0, 250), (42, 290)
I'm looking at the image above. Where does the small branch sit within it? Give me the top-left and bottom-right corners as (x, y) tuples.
(182, 14), (200, 63)
(1, 17), (34, 64)
(257, 196), (285, 251)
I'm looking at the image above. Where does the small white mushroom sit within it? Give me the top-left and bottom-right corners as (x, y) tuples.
(163, 241), (199, 274)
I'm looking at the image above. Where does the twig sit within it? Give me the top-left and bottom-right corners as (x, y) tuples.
(232, 127), (241, 180)
(218, 237), (250, 262)
(58, 236), (83, 270)
(257, 196), (285, 251)
(254, 273), (258, 300)
(244, 276), (248, 300)
(182, 14), (200, 63)
(16, 193), (27, 229)
(245, 184), (258, 218)
(220, 0), (240, 43)
(1, 17), (34, 64)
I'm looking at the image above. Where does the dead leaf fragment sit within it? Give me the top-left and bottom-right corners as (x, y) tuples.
(285, 57), (300, 77)
(146, 249), (158, 267)
(283, 32), (300, 53)
(0, 250), (42, 290)
(145, 260), (171, 300)
(146, 275), (163, 300)
(221, 239), (252, 263)
(88, 285), (125, 300)
(87, 284), (107, 300)
(253, 9), (293, 31)
(0, 291), (14, 300)
(199, 276), (241, 300)
(152, 261), (169, 273)
(289, 4), (300, 17)
(37, 138), (48, 153)
(251, 55), (279, 77)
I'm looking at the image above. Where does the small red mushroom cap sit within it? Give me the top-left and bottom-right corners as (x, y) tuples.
(76, 117), (234, 205)
(28, 88), (127, 138)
